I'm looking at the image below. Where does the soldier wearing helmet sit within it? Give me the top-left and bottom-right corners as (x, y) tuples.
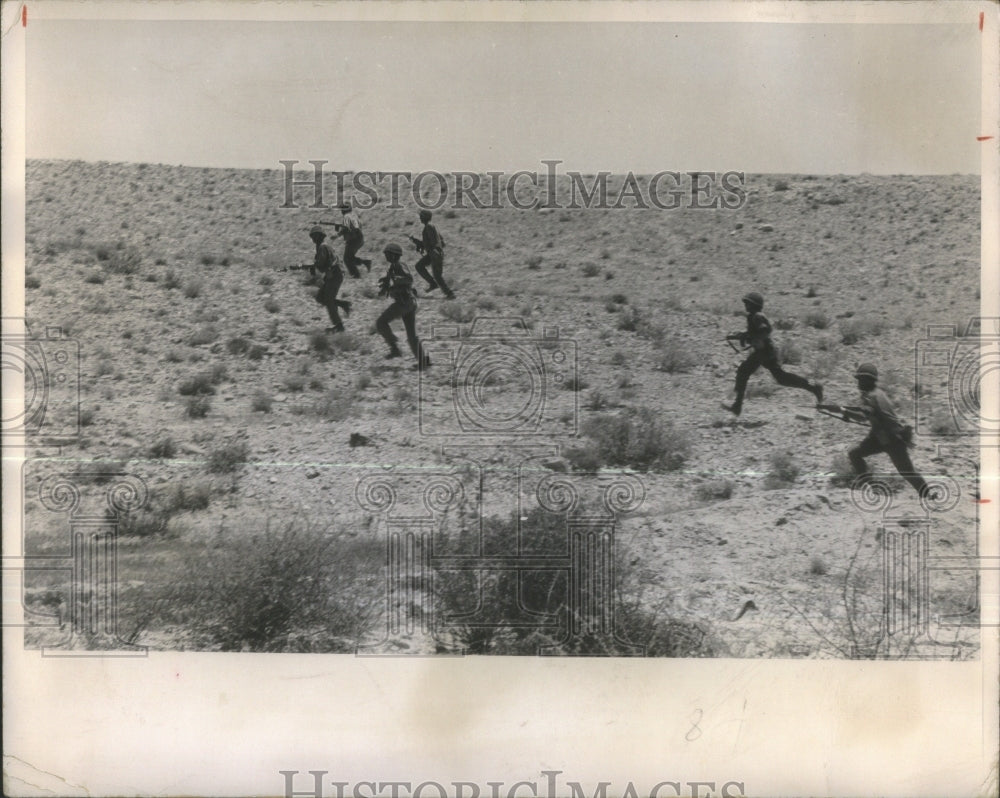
(375, 243), (429, 368)
(847, 362), (930, 497)
(722, 291), (823, 416)
(337, 201), (372, 278)
(309, 225), (351, 333)
(411, 209), (455, 300)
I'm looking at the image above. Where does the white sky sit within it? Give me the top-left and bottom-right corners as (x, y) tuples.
(23, 9), (985, 174)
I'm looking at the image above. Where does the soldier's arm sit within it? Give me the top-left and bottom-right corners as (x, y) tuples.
(842, 406), (869, 424)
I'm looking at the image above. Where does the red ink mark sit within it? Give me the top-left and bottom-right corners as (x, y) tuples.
(978, 136), (994, 142)
(976, 499), (991, 504)
(979, 12), (984, 31)
(22, 5), (26, 26)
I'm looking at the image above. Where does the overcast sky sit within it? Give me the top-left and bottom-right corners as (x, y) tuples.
(24, 12), (983, 174)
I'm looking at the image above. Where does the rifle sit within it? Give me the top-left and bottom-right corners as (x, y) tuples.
(313, 220), (347, 234)
(277, 263), (311, 273)
(724, 332), (750, 354)
(815, 403), (869, 426)
(406, 233), (425, 253)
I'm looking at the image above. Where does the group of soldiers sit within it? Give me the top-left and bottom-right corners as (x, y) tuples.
(306, 205), (451, 369)
(722, 291), (937, 502)
(301, 208), (937, 501)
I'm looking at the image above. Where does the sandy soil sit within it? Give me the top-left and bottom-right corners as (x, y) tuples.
(19, 162), (981, 657)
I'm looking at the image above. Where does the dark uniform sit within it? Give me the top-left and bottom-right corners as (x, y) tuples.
(725, 292), (821, 416)
(311, 227), (351, 332)
(338, 203), (371, 278)
(413, 210), (454, 299)
(376, 244), (428, 367)
(848, 364), (928, 497)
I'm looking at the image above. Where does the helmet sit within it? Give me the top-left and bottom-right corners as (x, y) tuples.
(383, 243), (403, 257)
(419, 210), (433, 222)
(854, 363), (879, 380)
(339, 202), (352, 212)
(742, 291), (764, 309)
(309, 225), (326, 237)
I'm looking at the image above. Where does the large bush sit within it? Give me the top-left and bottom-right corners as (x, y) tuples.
(566, 407), (690, 473)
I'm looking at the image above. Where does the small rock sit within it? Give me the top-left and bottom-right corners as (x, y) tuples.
(542, 458), (569, 473)
(349, 433), (371, 448)
(759, 224), (774, 232)
(734, 222), (744, 230)
(775, 516), (788, 526)
(306, 470), (320, 479)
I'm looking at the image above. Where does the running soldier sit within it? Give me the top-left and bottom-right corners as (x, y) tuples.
(410, 209), (455, 299)
(376, 243), (430, 368)
(722, 291), (823, 416)
(310, 225), (351, 333)
(337, 202), (372, 278)
(841, 363), (931, 498)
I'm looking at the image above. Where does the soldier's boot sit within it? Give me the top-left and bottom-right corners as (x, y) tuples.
(339, 300), (352, 317)
(385, 345), (403, 360)
(811, 382), (824, 405)
(362, 258), (372, 272)
(721, 401), (742, 417)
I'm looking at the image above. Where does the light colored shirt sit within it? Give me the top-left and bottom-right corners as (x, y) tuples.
(859, 387), (907, 444)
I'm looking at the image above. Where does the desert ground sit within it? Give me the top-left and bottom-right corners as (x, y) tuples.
(19, 161), (981, 657)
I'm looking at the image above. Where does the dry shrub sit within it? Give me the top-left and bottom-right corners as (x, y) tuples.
(696, 479), (734, 501)
(207, 439), (249, 474)
(434, 506), (720, 656)
(165, 522), (383, 652)
(185, 395), (211, 418)
(766, 451), (801, 488)
(656, 338), (695, 373)
(567, 408), (690, 473)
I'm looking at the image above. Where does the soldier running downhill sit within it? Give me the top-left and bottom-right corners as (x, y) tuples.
(310, 225), (351, 333)
(411, 209), (455, 299)
(376, 243), (430, 369)
(338, 202), (372, 278)
(722, 291), (823, 416)
(844, 363), (932, 498)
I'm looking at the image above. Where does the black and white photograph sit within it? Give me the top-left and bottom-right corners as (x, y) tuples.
(3, 1), (998, 796)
